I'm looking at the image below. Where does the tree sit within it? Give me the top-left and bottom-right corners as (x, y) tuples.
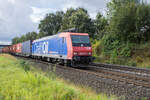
(107, 0), (141, 19)
(12, 37), (20, 44)
(38, 11), (64, 37)
(94, 12), (108, 39)
(61, 8), (95, 37)
(36, 32), (45, 39)
(135, 4), (150, 41)
(60, 8), (76, 31)
(107, 0), (150, 43)
(25, 32), (37, 40)
(20, 35), (26, 42)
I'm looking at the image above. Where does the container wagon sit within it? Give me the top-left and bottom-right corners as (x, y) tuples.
(9, 45), (13, 54)
(2, 47), (9, 53)
(22, 40), (32, 57)
(15, 43), (22, 55)
(11, 45), (16, 54)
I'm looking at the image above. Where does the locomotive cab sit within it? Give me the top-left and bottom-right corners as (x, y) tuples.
(70, 33), (94, 65)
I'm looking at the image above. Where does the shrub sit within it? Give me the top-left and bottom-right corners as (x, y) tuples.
(141, 97), (147, 100)
(0, 94), (4, 100)
(120, 43), (131, 57)
(136, 56), (143, 63)
(92, 40), (101, 56)
(19, 60), (30, 72)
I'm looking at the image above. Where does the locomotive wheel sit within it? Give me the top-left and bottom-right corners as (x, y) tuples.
(65, 60), (71, 67)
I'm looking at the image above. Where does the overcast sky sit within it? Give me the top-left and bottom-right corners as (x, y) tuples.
(0, 0), (150, 43)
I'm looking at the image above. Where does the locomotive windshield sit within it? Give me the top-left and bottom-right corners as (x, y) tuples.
(71, 35), (91, 47)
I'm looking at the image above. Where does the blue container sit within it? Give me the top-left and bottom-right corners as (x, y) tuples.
(22, 40), (32, 56)
(32, 34), (67, 59)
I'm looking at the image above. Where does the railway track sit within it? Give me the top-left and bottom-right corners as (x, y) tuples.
(92, 63), (150, 75)
(86, 66), (150, 88)
(18, 56), (150, 88)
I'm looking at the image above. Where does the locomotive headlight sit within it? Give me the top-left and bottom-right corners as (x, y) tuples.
(74, 52), (78, 55)
(88, 52), (92, 55)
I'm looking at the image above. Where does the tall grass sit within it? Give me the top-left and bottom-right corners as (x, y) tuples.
(0, 54), (117, 100)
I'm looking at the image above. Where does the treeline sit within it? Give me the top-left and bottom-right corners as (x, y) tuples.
(12, 7), (107, 44)
(100, 0), (150, 56)
(12, 0), (150, 46)
(92, 0), (150, 66)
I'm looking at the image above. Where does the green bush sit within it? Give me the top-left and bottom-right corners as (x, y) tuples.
(19, 60), (30, 72)
(96, 34), (133, 65)
(92, 40), (101, 56)
(101, 33), (132, 57)
(0, 94), (4, 100)
(101, 34), (120, 55)
(141, 97), (147, 100)
(136, 56), (143, 63)
(146, 66), (150, 69)
(120, 43), (131, 57)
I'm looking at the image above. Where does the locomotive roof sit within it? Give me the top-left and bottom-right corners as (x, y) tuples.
(33, 34), (58, 43)
(33, 32), (89, 43)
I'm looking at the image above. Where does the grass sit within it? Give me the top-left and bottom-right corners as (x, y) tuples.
(0, 54), (117, 100)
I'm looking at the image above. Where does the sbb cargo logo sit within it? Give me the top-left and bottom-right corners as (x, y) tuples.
(42, 42), (49, 54)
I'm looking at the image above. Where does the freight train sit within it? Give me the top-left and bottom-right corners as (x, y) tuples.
(2, 31), (94, 67)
